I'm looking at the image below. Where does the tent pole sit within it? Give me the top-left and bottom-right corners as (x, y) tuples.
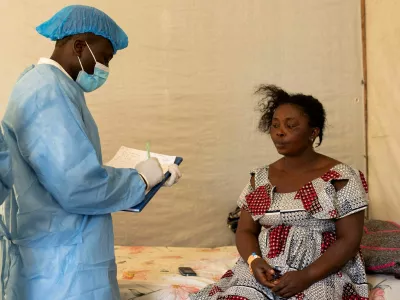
(360, 0), (369, 219)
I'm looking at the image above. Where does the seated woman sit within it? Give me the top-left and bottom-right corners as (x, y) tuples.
(191, 85), (369, 300)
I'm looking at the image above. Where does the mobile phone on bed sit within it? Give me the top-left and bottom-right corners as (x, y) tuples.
(178, 267), (197, 276)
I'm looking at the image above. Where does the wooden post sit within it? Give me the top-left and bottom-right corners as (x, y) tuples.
(360, 0), (369, 219)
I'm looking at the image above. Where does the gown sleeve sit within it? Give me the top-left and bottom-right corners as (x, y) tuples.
(15, 83), (147, 215)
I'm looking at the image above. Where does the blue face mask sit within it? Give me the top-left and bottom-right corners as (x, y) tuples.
(76, 42), (109, 93)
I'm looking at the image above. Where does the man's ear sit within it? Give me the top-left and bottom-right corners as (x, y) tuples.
(73, 39), (86, 57)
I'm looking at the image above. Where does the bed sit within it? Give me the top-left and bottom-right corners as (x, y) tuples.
(115, 246), (399, 300)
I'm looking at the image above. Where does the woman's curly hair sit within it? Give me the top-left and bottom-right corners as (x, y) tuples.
(256, 84), (326, 146)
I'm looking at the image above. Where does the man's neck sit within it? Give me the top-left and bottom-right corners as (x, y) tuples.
(50, 51), (77, 80)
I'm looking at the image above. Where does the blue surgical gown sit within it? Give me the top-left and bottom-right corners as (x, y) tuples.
(0, 131), (12, 300)
(1, 63), (147, 300)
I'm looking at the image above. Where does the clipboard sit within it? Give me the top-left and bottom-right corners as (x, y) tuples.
(124, 156), (183, 212)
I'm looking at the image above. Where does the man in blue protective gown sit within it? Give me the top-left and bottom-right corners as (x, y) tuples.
(1, 5), (182, 300)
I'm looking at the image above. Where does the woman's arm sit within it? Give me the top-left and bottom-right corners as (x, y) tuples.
(303, 179), (365, 281)
(236, 208), (262, 260)
(236, 175), (262, 259)
(236, 175), (276, 288)
(303, 210), (364, 282)
(272, 180), (365, 298)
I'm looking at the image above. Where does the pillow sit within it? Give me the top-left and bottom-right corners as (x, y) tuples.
(361, 219), (400, 278)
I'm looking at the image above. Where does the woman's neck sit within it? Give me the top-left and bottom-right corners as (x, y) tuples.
(281, 148), (320, 172)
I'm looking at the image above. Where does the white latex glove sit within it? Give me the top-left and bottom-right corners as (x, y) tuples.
(135, 158), (164, 190)
(164, 164), (182, 187)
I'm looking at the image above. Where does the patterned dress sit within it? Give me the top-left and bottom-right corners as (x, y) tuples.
(191, 163), (369, 300)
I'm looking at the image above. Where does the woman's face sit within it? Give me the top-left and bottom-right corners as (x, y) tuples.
(270, 104), (318, 156)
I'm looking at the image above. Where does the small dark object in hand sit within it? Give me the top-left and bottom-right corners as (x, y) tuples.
(272, 268), (282, 280)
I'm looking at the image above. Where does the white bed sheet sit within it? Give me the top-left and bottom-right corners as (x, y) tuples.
(115, 246), (399, 300)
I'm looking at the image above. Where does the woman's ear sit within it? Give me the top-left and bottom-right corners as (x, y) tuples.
(312, 128), (320, 140)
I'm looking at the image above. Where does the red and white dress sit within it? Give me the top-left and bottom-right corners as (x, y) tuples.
(191, 163), (369, 300)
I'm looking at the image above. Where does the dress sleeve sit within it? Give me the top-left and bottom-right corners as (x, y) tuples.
(333, 170), (368, 219)
(237, 179), (254, 211)
(237, 167), (272, 220)
(308, 166), (369, 220)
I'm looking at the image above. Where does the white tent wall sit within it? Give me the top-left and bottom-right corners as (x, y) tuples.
(0, 0), (365, 247)
(366, 0), (400, 221)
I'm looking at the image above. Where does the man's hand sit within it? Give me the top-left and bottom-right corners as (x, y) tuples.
(164, 164), (182, 187)
(135, 158), (164, 189)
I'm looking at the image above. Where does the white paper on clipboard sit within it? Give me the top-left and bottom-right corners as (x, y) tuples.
(105, 146), (176, 174)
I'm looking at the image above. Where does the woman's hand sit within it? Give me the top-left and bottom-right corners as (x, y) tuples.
(271, 270), (313, 298)
(251, 258), (277, 289)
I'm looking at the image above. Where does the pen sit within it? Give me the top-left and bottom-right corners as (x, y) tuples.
(146, 142), (151, 159)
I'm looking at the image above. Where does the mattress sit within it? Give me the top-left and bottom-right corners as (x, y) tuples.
(115, 246), (399, 300)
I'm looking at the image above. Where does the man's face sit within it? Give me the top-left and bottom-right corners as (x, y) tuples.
(76, 35), (114, 74)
